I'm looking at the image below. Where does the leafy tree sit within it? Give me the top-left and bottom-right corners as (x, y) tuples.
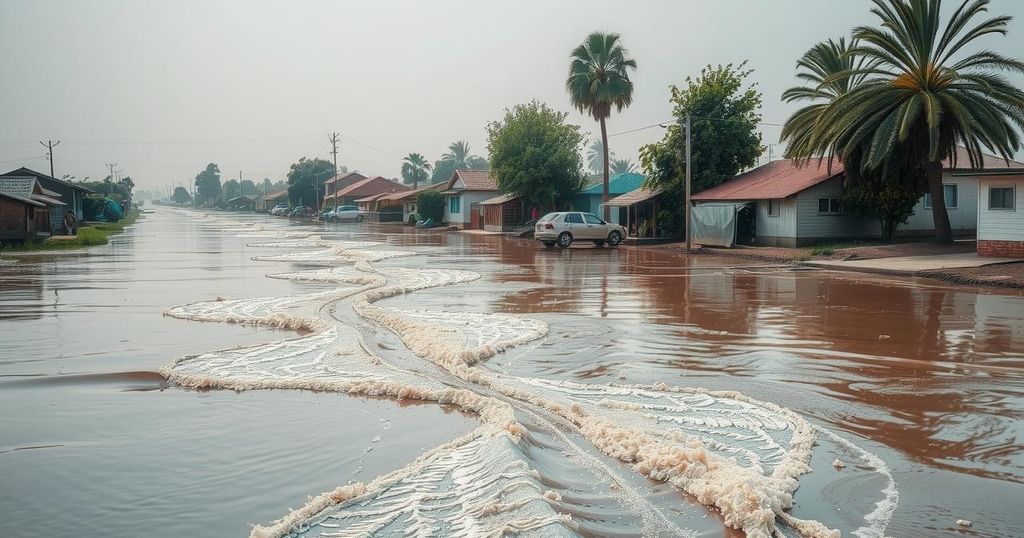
(610, 158), (636, 175)
(286, 157), (336, 207)
(223, 179), (240, 200)
(239, 179), (256, 196)
(171, 186), (192, 204)
(430, 141), (488, 183)
(194, 163), (222, 206)
(640, 63), (764, 199)
(586, 140), (614, 175)
(567, 32), (637, 218)
(842, 180), (923, 242)
(416, 190), (444, 223)
(486, 100), (586, 209)
(785, 0), (1024, 243)
(401, 153), (432, 188)
(262, 178), (273, 194)
(75, 177), (130, 199)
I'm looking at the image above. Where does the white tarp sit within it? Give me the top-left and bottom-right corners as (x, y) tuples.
(691, 202), (749, 247)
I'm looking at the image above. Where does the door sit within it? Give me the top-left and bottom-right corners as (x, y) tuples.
(563, 212), (588, 238)
(583, 213), (606, 239)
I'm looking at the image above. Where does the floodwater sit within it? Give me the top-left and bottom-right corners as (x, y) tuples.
(1, 208), (1021, 537)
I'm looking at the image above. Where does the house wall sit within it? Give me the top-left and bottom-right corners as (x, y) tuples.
(795, 177), (877, 244)
(901, 173), (978, 234)
(753, 198), (798, 246)
(977, 176), (1024, 257)
(0, 198), (31, 240)
(444, 191), (495, 227)
(39, 180), (86, 222)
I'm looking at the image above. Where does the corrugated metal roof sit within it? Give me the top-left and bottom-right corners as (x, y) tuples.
(582, 172), (645, 195)
(0, 190), (44, 207)
(480, 193), (519, 205)
(605, 187), (664, 206)
(0, 176), (37, 200)
(692, 159), (842, 201)
(0, 167), (93, 193)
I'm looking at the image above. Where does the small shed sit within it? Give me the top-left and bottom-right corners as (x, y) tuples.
(605, 187), (665, 239)
(0, 183), (46, 243)
(480, 194), (523, 232)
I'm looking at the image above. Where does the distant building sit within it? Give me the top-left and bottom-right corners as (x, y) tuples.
(1, 167), (92, 222)
(570, 172), (645, 220)
(376, 182), (447, 223)
(440, 169), (499, 229)
(480, 194), (524, 232)
(332, 176), (409, 207)
(322, 172), (368, 208)
(0, 176), (68, 241)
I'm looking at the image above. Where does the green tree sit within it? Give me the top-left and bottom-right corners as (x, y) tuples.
(416, 190), (444, 224)
(171, 186), (192, 204)
(430, 141), (488, 183)
(610, 158), (636, 175)
(640, 63), (764, 198)
(486, 100), (586, 209)
(239, 179), (256, 196)
(401, 153), (432, 188)
(842, 180), (923, 242)
(223, 179), (240, 200)
(193, 163), (222, 206)
(567, 31), (637, 218)
(788, 0), (1024, 243)
(262, 178), (273, 194)
(286, 157), (336, 208)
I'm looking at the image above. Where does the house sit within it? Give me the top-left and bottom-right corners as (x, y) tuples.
(690, 152), (1024, 247)
(322, 172), (368, 208)
(570, 172), (646, 220)
(0, 185), (45, 243)
(605, 187), (667, 238)
(1, 167), (92, 222)
(376, 182), (446, 223)
(441, 169), (499, 229)
(332, 176), (409, 207)
(264, 189), (289, 210)
(0, 176), (66, 240)
(480, 194), (524, 232)
(976, 173), (1024, 257)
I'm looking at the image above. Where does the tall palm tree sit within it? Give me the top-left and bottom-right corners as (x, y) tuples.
(610, 157), (636, 175)
(812, 0), (1024, 242)
(567, 32), (637, 218)
(443, 140), (473, 169)
(401, 153), (432, 189)
(781, 38), (877, 162)
(586, 140), (613, 175)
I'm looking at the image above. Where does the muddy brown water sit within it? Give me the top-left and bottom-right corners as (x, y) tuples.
(1, 209), (1021, 537)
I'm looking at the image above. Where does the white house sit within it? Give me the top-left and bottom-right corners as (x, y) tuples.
(691, 151), (1024, 247)
(441, 169), (499, 229)
(977, 175), (1024, 257)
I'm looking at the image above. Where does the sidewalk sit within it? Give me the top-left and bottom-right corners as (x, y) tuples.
(804, 253), (1023, 275)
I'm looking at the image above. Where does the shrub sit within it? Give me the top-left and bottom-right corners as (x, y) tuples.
(407, 213), (418, 226)
(809, 245), (835, 256)
(416, 191), (444, 223)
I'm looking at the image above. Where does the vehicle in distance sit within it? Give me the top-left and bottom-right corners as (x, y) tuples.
(325, 205), (366, 222)
(534, 212), (626, 248)
(269, 204), (289, 216)
(287, 206), (316, 219)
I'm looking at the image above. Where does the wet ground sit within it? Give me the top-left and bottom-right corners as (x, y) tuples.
(1, 208), (1021, 537)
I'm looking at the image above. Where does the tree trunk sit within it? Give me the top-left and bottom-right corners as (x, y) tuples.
(600, 117), (610, 221)
(926, 160), (953, 243)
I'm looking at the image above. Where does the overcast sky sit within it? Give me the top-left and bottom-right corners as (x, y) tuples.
(2, 0), (1023, 194)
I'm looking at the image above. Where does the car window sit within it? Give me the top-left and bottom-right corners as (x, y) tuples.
(564, 213), (583, 224)
(584, 213), (604, 225)
(538, 212), (559, 222)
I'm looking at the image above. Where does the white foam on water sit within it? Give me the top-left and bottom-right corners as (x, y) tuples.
(161, 243), (897, 538)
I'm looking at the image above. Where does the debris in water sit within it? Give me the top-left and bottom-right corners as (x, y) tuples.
(956, 519), (972, 527)
(833, 458), (845, 469)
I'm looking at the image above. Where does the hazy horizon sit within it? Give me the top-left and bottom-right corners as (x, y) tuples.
(2, 0), (1023, 195)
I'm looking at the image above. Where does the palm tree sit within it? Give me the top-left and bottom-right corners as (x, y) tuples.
(610, 157), (636, 175)
(781, 37), (877, 162)
(808, 0), (1024, 242)
(567, 32), (637, 218)
(586, 140), (614, 175)
(401, 153), (432, 189)
(442, 140), (473, 169)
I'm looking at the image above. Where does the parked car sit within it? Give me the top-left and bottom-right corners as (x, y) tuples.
(269, 204), (289, 216)
(534, 212), (626, 248)
(288, 206), (316, 219)
(327, 205), (366, 222)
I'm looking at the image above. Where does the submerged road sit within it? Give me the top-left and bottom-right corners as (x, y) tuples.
(1, 208), (1022, 537)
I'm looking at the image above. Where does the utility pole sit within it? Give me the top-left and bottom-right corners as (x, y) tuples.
(684, 113), (692, 251)
(106, 163), (117, 197)
(239, 170), (243, 197)
(40, 140), (60, 178)
(327, 132), (340, 210)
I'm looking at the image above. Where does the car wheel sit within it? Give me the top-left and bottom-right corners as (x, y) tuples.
(607, 230), (622, 246)
(557, 232), (572, 248)
(356, 214), (365, 222)
(541, 241), (555, 248)
(593, 241), (605, 247)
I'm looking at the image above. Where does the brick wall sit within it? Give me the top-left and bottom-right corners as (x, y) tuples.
(978, 239), (1024, 258)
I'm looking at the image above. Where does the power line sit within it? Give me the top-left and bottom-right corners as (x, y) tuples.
(39, 140), (60, 178)
(608, 116), (787, 138)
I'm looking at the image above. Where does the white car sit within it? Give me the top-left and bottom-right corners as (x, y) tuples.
(534, 212), (626, 248)
(327, 205), (366, 222)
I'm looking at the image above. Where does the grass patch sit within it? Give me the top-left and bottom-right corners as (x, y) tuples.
(809, 244), (836, 256)
(0, 209), (140, 252)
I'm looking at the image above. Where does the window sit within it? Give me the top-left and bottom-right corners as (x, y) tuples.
(565, 213), (583, 224)
(989, 186), (1015, 210)
(449, 196), (460, 213)
(924, 184), (959, 209)
(767, 199), (780, 217)
(817, 197), (843, 215)
(583, 213), (604, 225)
